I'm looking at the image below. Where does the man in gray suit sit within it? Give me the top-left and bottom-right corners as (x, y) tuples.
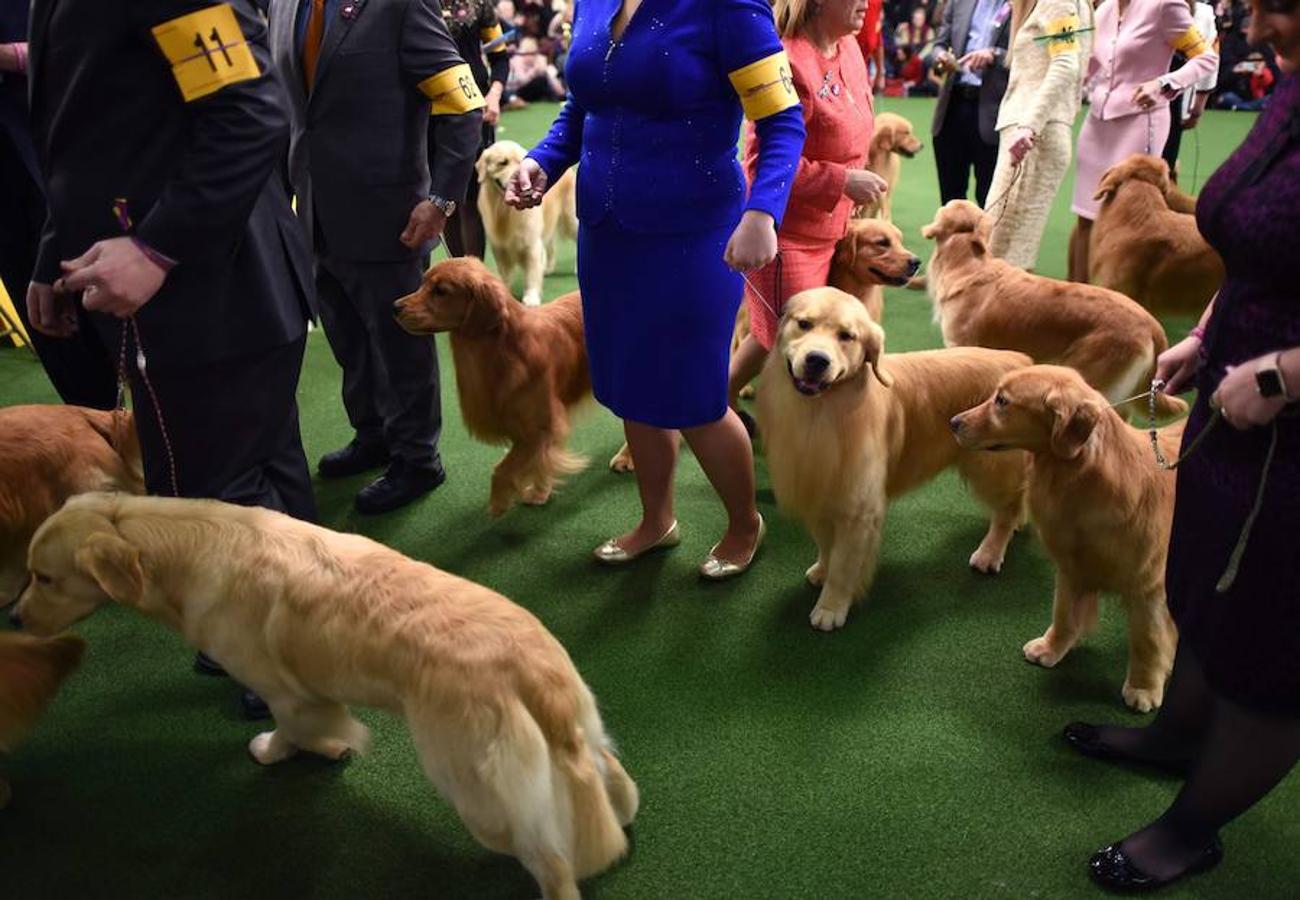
(269, 0), (483, 513)
(929, 0), (1012, 206)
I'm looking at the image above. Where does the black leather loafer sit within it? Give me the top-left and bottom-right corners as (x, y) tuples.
(354, 461), (446, 515)
(1089, 838), (1223, 893)
(240, 689), (271, 721)
(1062, 723), (1189, 777)
(318, 440), (390, 479)
(193, 652), (228, 677)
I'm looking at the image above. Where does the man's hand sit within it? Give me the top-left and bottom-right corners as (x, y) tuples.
(25, 281), (78, 337)
(57, 238), (168, 318)
(484, 84), (503, 126)
(958, 48), (996, 72)
(400, 199), (447, 249)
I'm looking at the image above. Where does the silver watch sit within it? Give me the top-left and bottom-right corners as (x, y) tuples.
(429, 194), (458, 217)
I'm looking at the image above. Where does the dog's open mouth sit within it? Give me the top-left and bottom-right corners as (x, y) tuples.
(787, 361), (830, 396)
(898, 146), (920, 159)
(869, 266), (913, 287)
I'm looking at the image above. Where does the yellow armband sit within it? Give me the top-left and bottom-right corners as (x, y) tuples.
(481, 23), (506, 51)
(419, 63), (486, 115)
(1170, 26), (1209, 58)
(150, 3), (260, 102)
(728, 51), (799, 121)
(1043, 15), (1082, 57)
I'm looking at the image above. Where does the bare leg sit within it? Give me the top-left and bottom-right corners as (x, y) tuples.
(727, 334), (768, 408)
(608, 420), (680, 553)
(681, 410), (761, 563)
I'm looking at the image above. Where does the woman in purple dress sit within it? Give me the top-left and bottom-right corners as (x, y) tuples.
(1062, 0), (1300, 891)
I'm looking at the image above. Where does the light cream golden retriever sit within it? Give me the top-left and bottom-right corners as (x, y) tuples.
(395, 257), (590, 516)
(0, 631), (85, 809)
(15, 493), (637, 900)
(951, 366), (1183, 711)
(1, 405), (142, 603)
(922, 200), (1188, 420)
(1090, 154), (1224, 316)
(477, 140), (578, 306)
(860, 112), (924, 221)
(755, 288), (1031, 631)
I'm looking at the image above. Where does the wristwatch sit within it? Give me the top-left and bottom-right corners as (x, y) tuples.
(1255, 352), (1293, 400)
(429, 194), (458, 217)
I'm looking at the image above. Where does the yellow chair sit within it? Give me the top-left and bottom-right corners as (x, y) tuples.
(0, 281), (33, 349)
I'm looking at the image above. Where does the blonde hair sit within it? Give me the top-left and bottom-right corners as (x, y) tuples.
(773, 0), (817, 39)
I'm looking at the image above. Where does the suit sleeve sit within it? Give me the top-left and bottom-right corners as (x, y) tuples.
(479, 3), (510, 89)
(1192, 3), (1219, 93)
(1161, 0), (1219, 92)
(33, 211), (61, 285)
(717, 0), (805, 227)
(527, 94), (587, 186)
(932, 0), (956, 58)
(1021, 0), (1085, 134)
(125, 0), (290, 266)
(403, 0), (485, 202)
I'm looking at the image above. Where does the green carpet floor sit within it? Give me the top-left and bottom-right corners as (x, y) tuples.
(2, 99), (1292, 899)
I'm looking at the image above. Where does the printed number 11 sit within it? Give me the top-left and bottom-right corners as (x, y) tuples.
(192, 27), (235, 72)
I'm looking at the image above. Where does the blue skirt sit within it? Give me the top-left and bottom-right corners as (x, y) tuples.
(577, 219), (742, 429)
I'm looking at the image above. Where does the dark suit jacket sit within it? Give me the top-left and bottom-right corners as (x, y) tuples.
(269, 0), (483, 262)
(0, 2), (39, 184)
(930, 0), (1012, 145)
(28, 0), (313, 369)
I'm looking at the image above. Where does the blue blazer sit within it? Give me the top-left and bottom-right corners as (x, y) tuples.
(528, 0), (806, 234)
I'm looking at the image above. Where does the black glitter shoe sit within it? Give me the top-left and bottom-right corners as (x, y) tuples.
(1088, 838), (1223, 893)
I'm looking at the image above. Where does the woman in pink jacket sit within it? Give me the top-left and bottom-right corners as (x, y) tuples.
(1068, 0), (1219, 280)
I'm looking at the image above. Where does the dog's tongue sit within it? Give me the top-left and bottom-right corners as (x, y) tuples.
(794, 377), (823, 396)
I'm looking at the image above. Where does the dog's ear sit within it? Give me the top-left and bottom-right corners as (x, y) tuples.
(74, 532), (143, 605)
(1046, 390), (1102, 459)
(475, 154), (488, 180)
(872, 122), (896, 154)
(1093, 167), (1122, 202)
(835, 226), (861, 269)
(460, 265), (510, 335)
(921, 218), (941, 240)
(861, 320), (893, 388)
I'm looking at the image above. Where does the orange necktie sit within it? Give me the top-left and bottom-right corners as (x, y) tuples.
(302, 0), (326, 89)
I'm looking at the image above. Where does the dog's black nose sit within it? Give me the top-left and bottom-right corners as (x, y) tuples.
(949, 416), (963, 434)
(803, 351), (831, 377)
(8, 608), (22, 630)
(907, 256), (922, 275)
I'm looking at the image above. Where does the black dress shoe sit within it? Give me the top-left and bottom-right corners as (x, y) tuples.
(240, 689), (271, 721)
(354, 461), (446, 515)
(1063, 723), (1188, 777)
(1089, 838), (1223, 893)
(318, 440), (390, 479)
(193, 652), (228, 677)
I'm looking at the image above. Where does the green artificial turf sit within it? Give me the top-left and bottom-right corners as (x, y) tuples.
(2, 99), (1291, 899)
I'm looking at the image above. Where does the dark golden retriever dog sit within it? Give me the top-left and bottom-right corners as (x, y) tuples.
(829, 217), (923, 322)
(395, 257), (591, 517)
(0, 632), (85, 808)
(861, 112), (925, 221)
(951, 365), (1184, 711)
(1090, 154), (1224, 316)
(1, 405), (142, 603)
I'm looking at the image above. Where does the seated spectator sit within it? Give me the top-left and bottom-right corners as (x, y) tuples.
(1220, 51), (1276, 109)
(508, 36), (566, 105)
(895, 6), (937, 94)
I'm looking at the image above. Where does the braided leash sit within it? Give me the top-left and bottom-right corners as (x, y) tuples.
(739, 251), (784, 322)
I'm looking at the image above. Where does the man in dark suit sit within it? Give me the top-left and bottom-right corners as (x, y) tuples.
(269, 0), (483, 514)
(28, 0), (318, 718)
(0, 6), (115, 409)
(929, 0), (1012, 206)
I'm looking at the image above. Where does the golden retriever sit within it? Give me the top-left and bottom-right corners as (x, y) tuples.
(755, 287), (1031, 631)
(860, 112), (924, 221)
(476, 140), (579, 306)
(0, 631), (85, 809)
(15, 493), (638, 900)
(395, 257), (590, 517)
(922, 200), (1188, 420)
(951, 365), (1184, 711)
(1089, 154), (1224, 316)
(1, 405), (142, 603)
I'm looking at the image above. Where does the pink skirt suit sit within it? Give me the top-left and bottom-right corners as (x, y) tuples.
(1071, 0), (1218, 220)
(741, 33), (873, 351)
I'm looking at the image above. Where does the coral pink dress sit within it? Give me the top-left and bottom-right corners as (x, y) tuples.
(741, 33), (873, 350)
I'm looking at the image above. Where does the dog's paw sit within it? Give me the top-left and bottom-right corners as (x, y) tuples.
(1122, 683), (1163, 714)
(609, 445), (635, 474)
(522, 290), (542, 307)
(809, 603), (849, 631)
(248, 731), (297, 766)
(487, 497), (513, 518)
(521, 486), (552, 506)
(805, 561), (826, 587)
(1023, 636), (1066, 668)
(969, 546), (1005, 574)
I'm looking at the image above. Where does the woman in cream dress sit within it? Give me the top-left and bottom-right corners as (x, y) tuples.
(984, 0), (1093, 269)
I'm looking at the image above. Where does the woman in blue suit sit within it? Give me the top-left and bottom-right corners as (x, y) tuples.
(507, 0), (805, 578)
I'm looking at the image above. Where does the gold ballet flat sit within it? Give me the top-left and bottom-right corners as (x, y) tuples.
(593, 521), (681, 565)
(699, 515), (766, 581)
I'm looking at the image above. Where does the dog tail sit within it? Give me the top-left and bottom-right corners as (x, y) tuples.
(549, 445), (588, 478)
(0, 633), (86, 751)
